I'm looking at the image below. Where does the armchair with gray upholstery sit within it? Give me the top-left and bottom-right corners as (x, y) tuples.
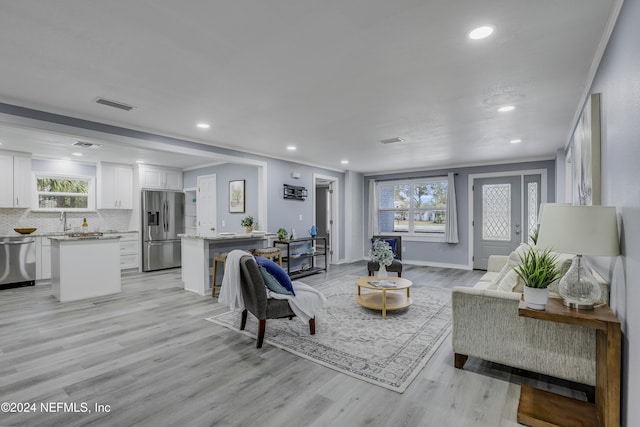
(238, 255), (316, 348)
(367, 235), (403, 277)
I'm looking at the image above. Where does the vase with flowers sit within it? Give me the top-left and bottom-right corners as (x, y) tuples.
(369, 239), (394, 278)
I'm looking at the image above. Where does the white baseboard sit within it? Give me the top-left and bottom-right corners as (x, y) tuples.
(358, 257), (471, 271)
(402, 259), (472, 271)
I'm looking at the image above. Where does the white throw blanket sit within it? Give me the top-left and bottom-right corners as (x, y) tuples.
(218, 250), (252, 310)
(218, 249), (326, 324)
(267, 282), (327, 324)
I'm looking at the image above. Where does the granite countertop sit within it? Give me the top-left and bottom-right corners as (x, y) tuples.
(49, 234), (122, 242)
(179, 232), (275, 240)
(1, 230), (139, 238)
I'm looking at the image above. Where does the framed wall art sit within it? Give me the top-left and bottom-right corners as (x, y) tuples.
(572, 93), (601, 206)
(229, 179), (246, 213)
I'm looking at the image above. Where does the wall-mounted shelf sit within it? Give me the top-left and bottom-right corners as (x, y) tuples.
(283, 184), (308, 201)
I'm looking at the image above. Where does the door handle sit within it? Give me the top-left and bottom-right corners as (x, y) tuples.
(0, 240), (35, 245)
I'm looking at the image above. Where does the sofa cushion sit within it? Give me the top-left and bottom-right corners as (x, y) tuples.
(479, 271), (499, 283)
(488, 243), (530, 289)
(475, 281), (496, 290)
(496, 269), (523, 292)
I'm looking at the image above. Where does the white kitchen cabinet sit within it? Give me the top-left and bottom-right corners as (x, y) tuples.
(140, 167), (183, 190)
(13, 156), (32, 208)
(0, 153), (32, 208)
(35, 237), (52, 280)
(98, 163), (133, 209)
(113, 232), (139, 270)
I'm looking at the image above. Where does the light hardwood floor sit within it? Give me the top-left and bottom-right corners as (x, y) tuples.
(0, 262), (589, 427)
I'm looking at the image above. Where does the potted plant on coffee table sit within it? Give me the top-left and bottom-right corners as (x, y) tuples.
(513, 247), (561, 310)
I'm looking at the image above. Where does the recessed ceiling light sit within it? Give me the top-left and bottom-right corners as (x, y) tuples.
(510, 139), (522, 144)
(196, 123), (210, 129)
(468, 25), (494, 40)
(136, 160), (145, 164)
(341, 160), (349, 164)
(287, 145), (297, 151)
(497, 105), (516, 113)
(71, 152), (83, 157)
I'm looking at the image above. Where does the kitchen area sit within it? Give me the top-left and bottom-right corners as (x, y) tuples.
(0, 131), (270, 302)
(0, 148), (189, 299)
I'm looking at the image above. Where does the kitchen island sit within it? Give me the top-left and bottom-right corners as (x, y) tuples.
(180, 233), (273, 296)
(50, 235), (121, 302)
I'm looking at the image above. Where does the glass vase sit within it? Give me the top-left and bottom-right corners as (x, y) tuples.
(378, 263), (388, 278)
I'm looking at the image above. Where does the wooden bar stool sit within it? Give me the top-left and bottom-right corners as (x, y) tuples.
(211, 252), (228, 298)
(252, 247), (282, 266)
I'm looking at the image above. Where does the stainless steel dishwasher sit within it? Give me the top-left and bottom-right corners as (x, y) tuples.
(0, 237), (36, 289)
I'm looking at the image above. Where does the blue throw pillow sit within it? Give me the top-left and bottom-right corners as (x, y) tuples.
(258, 266), (293, 295)
(255, 257), (295, 296)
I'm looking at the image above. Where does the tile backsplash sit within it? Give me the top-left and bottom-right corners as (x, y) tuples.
(0, 209), (134, 235)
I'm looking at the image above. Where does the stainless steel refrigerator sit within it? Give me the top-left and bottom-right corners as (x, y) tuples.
(142, 190), (185, 271)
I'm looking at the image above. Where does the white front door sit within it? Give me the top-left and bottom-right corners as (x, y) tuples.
(473, 176), (522, 270)
(472, 174), (543, 269)
(197, 174), (217, 237)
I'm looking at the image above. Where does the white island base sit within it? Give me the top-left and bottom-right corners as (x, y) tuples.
(181, 234), (270, 296)
(50, 237), (121, 302)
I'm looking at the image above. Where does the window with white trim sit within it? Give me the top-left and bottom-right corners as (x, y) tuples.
(34, 173), (95, 210)
(376, 178), (448, 236)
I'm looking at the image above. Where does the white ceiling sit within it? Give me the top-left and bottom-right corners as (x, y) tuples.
(0, 1), (619, 173)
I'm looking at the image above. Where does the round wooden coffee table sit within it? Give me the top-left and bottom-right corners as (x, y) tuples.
(356, 276), (413, 319)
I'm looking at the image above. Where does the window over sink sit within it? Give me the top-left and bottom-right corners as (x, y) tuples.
(33, 173), (95, 210)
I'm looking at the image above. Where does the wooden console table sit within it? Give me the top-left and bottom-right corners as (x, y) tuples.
(516, 298), (621, 427)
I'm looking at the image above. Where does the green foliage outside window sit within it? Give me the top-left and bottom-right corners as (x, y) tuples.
(36, 177), (90, 209)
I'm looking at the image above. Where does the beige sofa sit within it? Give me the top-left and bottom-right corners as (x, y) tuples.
(451, 252), (608, 386)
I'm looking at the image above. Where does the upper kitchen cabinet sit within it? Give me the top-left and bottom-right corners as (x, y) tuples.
(98, 162), (133, 209)
(139, 166), (183, 191)
(0, 153), (32, 208)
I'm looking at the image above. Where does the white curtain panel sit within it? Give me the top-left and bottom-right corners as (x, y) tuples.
(368, 179), (378, 239)
(445, 172), (459, 243)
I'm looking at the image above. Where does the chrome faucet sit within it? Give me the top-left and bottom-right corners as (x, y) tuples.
(60, 211), (70, 232)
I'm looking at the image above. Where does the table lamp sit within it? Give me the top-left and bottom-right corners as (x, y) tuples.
(536, 205), (619, 309)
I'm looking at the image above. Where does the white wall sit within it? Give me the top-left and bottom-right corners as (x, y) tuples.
(585, 1), (640, 424)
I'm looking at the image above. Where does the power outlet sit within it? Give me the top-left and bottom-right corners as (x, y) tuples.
(222, 220), (225, 227)
(299, 214), (303, 221)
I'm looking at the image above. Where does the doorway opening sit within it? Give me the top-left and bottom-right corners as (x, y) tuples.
(313, 174), (339, 264)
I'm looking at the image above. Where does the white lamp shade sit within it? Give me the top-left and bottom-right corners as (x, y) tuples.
(537, 202), (571, 225)
(536, 205), (620, 256)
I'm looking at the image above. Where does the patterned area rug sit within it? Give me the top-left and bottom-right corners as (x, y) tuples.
(206, 275), (452, 393)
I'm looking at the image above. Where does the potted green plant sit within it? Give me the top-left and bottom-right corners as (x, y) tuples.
(240, 216), (254, 233)
(277, 228), (288, 241)
(513, 247), (562, 310)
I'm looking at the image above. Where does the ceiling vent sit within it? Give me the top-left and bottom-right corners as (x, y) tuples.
(72, 141), (102, 149)
(379, 137), (404, 145)
(95, 97), (135, 111)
